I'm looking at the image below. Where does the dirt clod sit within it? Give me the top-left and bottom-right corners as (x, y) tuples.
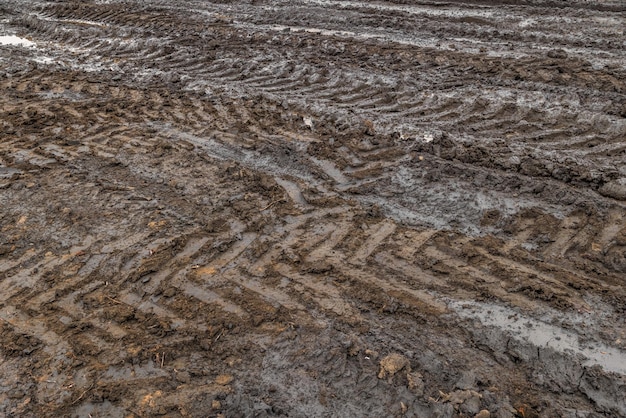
(475, 410), (491, 418)
(215, 375), (234, 386)
(378, 353), (410, 380)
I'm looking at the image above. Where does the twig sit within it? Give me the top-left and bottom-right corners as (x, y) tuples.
(261, 199), (284, 211)
(105, 295), (134, 308)
(71, 384), (94, 405)
(106, 296), (122, 304)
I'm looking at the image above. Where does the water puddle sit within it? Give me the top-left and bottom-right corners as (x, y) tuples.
(0, 35), (34, 47)
(449, 300), (626, 375)
(295, 0), (496, 19)
(309, 157), (348, 184)
(239, 22), (436, 49)
(275, 177), (310, 207)
(57, 18), (107, 28)
(38, 90), (86, 101)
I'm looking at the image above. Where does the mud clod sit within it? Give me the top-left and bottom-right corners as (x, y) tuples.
(378, 353), (410, 380)
(599, 179), (626, 200)
(475, 410), (491, 418)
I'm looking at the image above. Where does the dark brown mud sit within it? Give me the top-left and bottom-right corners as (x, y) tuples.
(0, 0), (625, 417)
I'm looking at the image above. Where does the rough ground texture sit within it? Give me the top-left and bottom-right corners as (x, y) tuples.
(0, 0), (625, 417)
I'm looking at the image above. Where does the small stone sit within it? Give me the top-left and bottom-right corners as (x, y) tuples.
(364, 349), (378, 359)
(212, 400), (222, 410)
(475, 410), (491, 418)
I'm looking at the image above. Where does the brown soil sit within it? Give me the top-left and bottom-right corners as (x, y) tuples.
(0, 0), (625, 417)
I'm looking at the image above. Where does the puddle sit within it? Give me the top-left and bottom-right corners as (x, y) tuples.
(275, 177), (310, 207)
(309, 157), (348, 184)
(239, 8), (625, 65)
(239, 22), (436, 50)
(56, 18), (107, 28)
(357, 164), (569, 235)
(295, 0), (497, 19)
(34, 56), (56, 65)
(449, 300), (626, 376)
(0, 35), (35, 47)
(38, 90), (86, 101)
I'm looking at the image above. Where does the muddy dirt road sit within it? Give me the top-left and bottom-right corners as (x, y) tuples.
(1, 0), (625, 416)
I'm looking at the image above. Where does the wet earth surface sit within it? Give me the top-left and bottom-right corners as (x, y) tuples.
(0, 0), (625, 417)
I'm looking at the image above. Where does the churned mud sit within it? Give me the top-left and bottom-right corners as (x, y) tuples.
(0, 0), (625, 417)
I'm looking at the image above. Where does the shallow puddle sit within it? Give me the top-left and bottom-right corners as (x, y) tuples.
(449, 300), (626, 375)
(0, 35), (34, 47)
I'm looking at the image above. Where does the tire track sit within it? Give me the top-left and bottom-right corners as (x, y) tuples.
(2, 0), (625, 416)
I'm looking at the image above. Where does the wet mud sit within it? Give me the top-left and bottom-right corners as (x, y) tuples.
(0, 0), (625, 417)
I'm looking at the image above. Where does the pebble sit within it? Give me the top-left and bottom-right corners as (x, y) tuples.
(475, 410), (491, 418)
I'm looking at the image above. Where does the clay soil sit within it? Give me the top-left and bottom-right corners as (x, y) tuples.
(1, 0), (625, 417)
